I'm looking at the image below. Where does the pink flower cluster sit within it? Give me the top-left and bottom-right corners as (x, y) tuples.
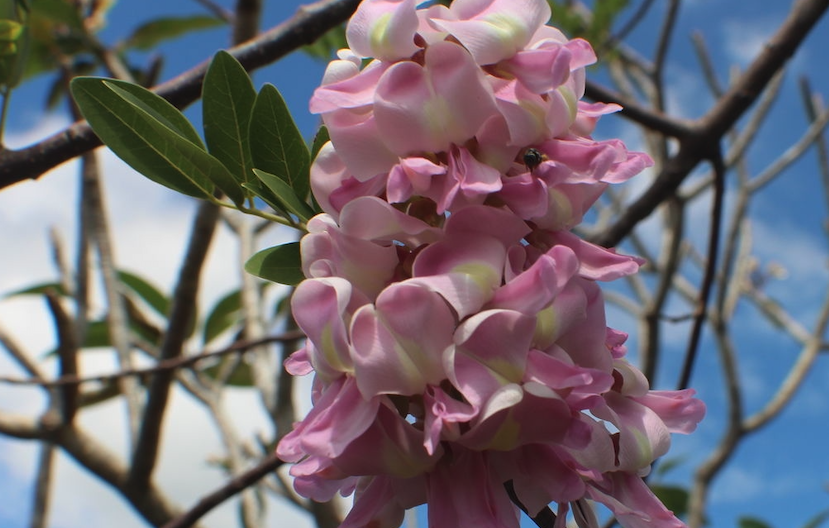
(277, 0), (705, 527)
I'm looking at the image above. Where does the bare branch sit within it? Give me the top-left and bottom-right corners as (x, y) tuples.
(0, 332), (304, 387)
(677, 152), (725, 390)
(0, 322), (48, 381)
(593, 0), (829, 248)
(29, 442), (56, 528)
(81, 151), (144, 442)
(128, 202), (221, 491)
(161, 453), (285, 528)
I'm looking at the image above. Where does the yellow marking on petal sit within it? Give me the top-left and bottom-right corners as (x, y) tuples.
(319, 325), (351, 373)
(630, 427), (653, 468)
(369, 12), (393, 58)
(481, 13), (529, 52)
(557, 85), (579, 124)
(534, 305), (558, 349)
(422, 96), (456, 141)
(452, 262), (500, 291)
(485, 413), (521, 451)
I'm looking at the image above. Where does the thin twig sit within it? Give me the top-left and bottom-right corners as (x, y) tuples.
(594, 0), (829, 248)
(127, 201), (221, 491)
(161, 453), (285, 528)
(607, 0), (657, 47)
(29, 442), (56, 528)
(676, 151), (725, 390)
(0, 332), (303, 386)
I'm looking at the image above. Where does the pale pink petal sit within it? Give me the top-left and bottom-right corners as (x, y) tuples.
(592, 392), (672, 471)
(290, 455), (355, 501)
(351, 283), (454, 397)
(538, 230), (644, 281)
(498, 172), (550, 219)
(324, 107), (400, 181)
(500, 44), (572, 94)
(386, 156), (447, 204)
(488, 245), (579, 314)
(423, 385), (477, 453)
(451, 309), (536, 407)
(432, 0), (551, 65)
(310, 59), (388, 113)
(291, 278), (357, 378)
(334, 403), (441, 477)
(284, 346), (313, 376)
(276, 376), (380, 460)
(302, 214), (399, 299)
(587, 472), (687, 528)
(346, 0), (420, 60)
(338, 196), (444, 247)
(631, 389), (706, 434)
(374, 41), (497, 155)
(496, 444), (586, 512)
(339, 476), (404, 528)
(426, 449), (520, 528)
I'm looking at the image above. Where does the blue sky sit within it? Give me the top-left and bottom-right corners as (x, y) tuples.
(1, 1), (829, 528)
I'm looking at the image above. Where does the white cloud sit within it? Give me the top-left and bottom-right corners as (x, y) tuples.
(0, 118), (316, 528)
(721, 16), (782, 67)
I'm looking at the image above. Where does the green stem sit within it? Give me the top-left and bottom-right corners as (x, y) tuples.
(0, 87), (11, 146)
(210, 196), (307, 232)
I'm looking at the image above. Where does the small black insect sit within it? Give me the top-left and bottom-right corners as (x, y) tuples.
(522, 147), (545, 172)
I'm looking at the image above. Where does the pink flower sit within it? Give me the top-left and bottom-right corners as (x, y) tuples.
(277, 0), (705, 526)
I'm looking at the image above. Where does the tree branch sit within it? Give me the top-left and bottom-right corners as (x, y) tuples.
(127, 202), (221, 492)
(0, 0), (362, 191)
(592, 0), (829, 248)
(161, 453), (285, 528)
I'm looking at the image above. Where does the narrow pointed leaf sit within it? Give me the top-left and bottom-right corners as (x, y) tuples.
(118, 270), (170, 318)
(650, 485), (689, 518)
(203, 289), (242, 345)
(253, 168), (315, 222)
(242, 180), (290, 218)
(738, 518), (773, 528)
(203, 51), (256, 186)
(123, 16), (225, 51)
(310, 125), (330, 161)
(249, 83), (310, 200)
(244, 242), (304, 286)
(71, 77), (245, 204)
(3, 282), (65, 298)
(94, 79), (204, 145)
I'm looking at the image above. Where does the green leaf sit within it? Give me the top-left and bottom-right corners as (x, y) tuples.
(244, 242), (304, 286)
(100, 79), (204, 144)
(650, 485), (688, 519)
(118, 270), (170, 318)
(203, 289), (242, 345)
(82, 319), (112, 348)
(252, 168), (315, 222)
(738, 517), (773, 528)
(241, 179), (289, 217)
(122, 16), (225, 51)
(29, 0), (84, 30)
(302, 24), (347, 60)
(654, 456), (688, 478)
(3, 281), (65, 298)
(203, 51), (256, 187)
(202, 355), (254, 387)
(71, 77), (244, 204)
(310, 125), (330, 161)
(249, 83), (311, 200)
